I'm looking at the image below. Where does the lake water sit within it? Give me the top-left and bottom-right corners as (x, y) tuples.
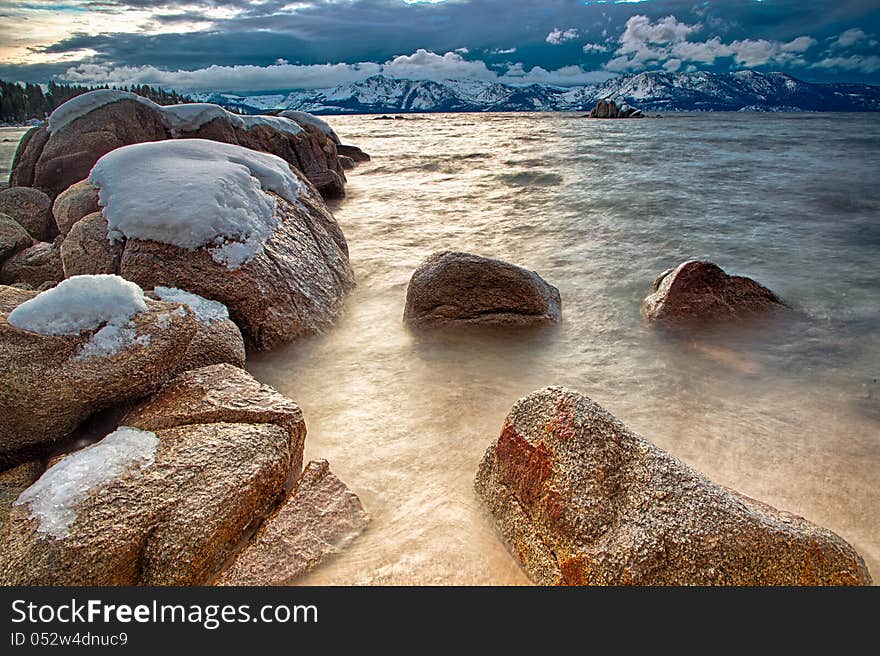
(1, 127), (28, 188)
(4, 113), (878, 584)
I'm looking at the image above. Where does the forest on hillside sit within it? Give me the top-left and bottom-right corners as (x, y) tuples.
(0, 80), (192, 123)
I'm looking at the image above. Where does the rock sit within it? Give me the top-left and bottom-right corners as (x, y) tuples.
(337, 144), (371, 162)
(0, 187), (56, 241)
(338, 155), (356, 170)
(0, 461), (43, 530)
(31, 99), (170, 199)
(60, 212), (123, 277)
(0, 293), (198, 468)
(176, 314), (245, 373)
(53, 180), (100, 237)
(476, 386), (872, 585)
(0, 241), (64, 287)
(0, 213), (32, 264)
(122, 363), (305, 476)
(0, 421), (295, 585)
(8, 127), (49, 189)
(404, 251), (562, 329)
(0, 285), (37, 313)
(588, 98), (644, 119)
(119, 187), (354, 351)
(641, 260), (788, 328)
(216, 460), (367, 585)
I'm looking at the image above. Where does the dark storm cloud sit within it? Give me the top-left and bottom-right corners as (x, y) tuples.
(4, 0), (880, 86)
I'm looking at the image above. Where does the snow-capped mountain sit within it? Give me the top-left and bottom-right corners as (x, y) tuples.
(195, 71), (880, 115)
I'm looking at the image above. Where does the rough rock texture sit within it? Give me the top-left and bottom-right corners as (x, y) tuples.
(338, 155), (356, 170)
(178, 316), (245, 373)
(337, 144), (371, 162)
(9, 100), (352, 201)
(8, 126), (49, 189)
(641, 260), (788, 328)
(216, 460), (368, 585)
(0, 461), (44, 530)
(53, 180), (100, 238)
(0, 241), (64, 287)
(0, 285), (37, 313)
(475, 387), (872, 586)
(589, 99), (644, 119)
(0, 421), (294, 585)
(0, 213), (32, 265)
(123, 363), (305, 476)
(0, 296), (198, 469)
(0, 187), (56, 241)
(60, 212), (123, 277)
(120, 186), (354, 350)
(404, 251), (562, 328)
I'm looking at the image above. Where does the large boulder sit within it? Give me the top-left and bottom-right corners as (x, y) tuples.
(476, 387), (872, 586)
(0, 241), (64, 287)
(88, 139), (354, 350)
(60, 212), (123, 277)
(0, 276), (199, 468)
(404, 251), (562, 329)
(122, 363), (305, 476)
(642, 260), (789, 328)
(53, 180), (100, 238)
(216, 460), (368, 585)
(0, 187), (56, 241)
(0, 421), (295, 585)
(9, 91), (352, 201)
(0, 213), (32, 265)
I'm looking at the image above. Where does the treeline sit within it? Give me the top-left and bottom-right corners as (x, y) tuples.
(0, 80), (192, 123)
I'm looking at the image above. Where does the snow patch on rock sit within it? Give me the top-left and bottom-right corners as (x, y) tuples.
(14, 427), (159, 539)
(155, 286), (229, 324)
(7, 274), (147, 335)
(278, 110), (340, 143)
(47, 90), (156, 134)
(89, 139), (306, 269)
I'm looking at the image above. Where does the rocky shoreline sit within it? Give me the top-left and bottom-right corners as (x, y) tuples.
(0, 91), (872, 586)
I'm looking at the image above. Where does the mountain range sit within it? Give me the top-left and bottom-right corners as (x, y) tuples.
(195, 71), (880, 115)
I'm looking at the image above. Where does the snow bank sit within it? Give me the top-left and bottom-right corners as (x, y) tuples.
(89, 139), (306, 269)
(47, 89), (157, 134)
(7, 274), (147, 335)
(155, 286), (229, 324)
(15, 427), (159, 539)
(278, 110), (340, 143)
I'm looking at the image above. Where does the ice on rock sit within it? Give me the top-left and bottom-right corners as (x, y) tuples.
(47, 89), (157, 134)
(154, 286), (229, 324)
(7, 274), (147, 335)
(14, 427), (159, 539)
(238, 114), (304, 137)
(278, 110), (340, 143)
(89, 139), (306, 269)
(160, 102), (238, 135)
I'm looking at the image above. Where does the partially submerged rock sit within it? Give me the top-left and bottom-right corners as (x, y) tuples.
(476, 387), (871, 585)
(642, 260), (788, 328)
(336, 144), (371, 162)
(0, 276), (198, 468)
(588, 98), (643, 119)
(404, 251), (561, 328)
(0, 421), (294, 585)
(0, 187), (56, 241)
(216, 460), (368, 585)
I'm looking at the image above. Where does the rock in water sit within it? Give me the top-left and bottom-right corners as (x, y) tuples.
(0, 421), (294, 585)
(642, 260), (788, 328)
(404, 251), (561, 328)
(215, 460), (368, 585)
(0, 187), (56, 242)
(475, 387), (871, 585)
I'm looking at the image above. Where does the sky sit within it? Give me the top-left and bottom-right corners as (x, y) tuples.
(0, 0), (878, 93)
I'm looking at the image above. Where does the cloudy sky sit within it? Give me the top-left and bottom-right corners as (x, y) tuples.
(1, 0), (878, 92)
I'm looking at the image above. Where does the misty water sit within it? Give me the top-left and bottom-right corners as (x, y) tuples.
(4, 113), (879, 584)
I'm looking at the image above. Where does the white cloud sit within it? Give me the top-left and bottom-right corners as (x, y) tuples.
(62, 49), (616, 92)
(606, 15), (816, 72)
(835, 28), (867, 49)
(491, 47), (517, 55)
(546, 28), (579, 45)
(454, 47), (469, 54)
(582, 43), (608, 53)
(813, 55), (880, 74)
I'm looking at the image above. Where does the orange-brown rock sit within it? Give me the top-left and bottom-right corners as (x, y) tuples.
(0, 461), (43, 530)
(476, 386), (872, 585)
(60, 212), (122, 277)
(0, 213), (32, 265)
(0, 241), (64, 287)
(0, 187), (56, 241)
(215, 460), (368, 585)
(642, 260), (789, 328)
(52, 180), (100, 237)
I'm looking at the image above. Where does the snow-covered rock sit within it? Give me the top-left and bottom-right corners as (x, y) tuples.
(0, 277), (200, 468)
(0, 364), (304, 585)
(277, 110), (340, 143)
